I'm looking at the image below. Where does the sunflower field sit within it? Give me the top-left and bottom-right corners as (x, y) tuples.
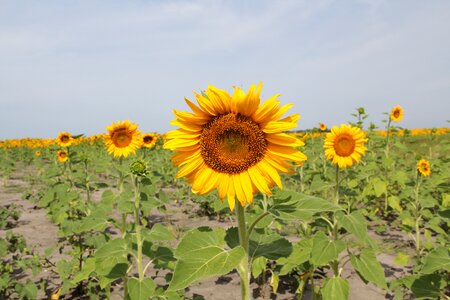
(0, 84), (449, 300)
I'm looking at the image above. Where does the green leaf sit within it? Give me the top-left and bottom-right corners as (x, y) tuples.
(388, 196), (403, 212)
(94, 238), (129, 287)
(393, 252), (410, 267)
(336, 211), (369, 241)
(16, 281), (38, 300)
(0, 239), (7, 257)
(269, 270), (280, 293)
(168, 227), (245, 291)
(251, 257), (267, 278)
(101, 189), (115, 204)
(421, 247), (450, 274)
(72, 257), (96, 283)
(372, 177), (387, 197)
(350, 248), (388, 290)
(311, 232), (345, 266)
(278, 238), (312, 276)
(144, 223), (175, 241)
(410, 274), (441, 299)
(321, 277), (349, 300)
(249, 232), (292, 260)
(270, 190), (342, 221)
(128, 278), (156, 300)
(79, 216), (110, 233)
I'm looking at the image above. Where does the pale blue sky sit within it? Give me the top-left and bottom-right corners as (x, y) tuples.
(1, 0), (449, 139)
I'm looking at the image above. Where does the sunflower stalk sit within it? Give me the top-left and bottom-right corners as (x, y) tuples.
(132, 175), (145, 281)
(414, 172), (422, 258)
(235, 201), (251, 300)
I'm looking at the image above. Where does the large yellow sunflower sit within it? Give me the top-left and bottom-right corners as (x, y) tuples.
(57, 150), (69, 163)
(164, 83), (307, 210)
(417, 159), (431, 177)
(105, 120), (141, 158)
(57, 132), (73, 147)
(141, 133), (158, 148)
(324, 124), (368, 168)
(390, 105), (404, 122)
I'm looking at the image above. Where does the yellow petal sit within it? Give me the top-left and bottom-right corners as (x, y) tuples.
(248, 166), (272, 195)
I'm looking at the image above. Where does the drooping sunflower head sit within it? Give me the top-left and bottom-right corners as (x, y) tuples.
(105, 120), (141, 158)
(141, 133), (158, 149)
(164, 83), (307, 211)
(417, 159), (431, 177)
(324, 124), (368, 168)
(35, 150), (41, 156)
(57, 132), (73, 147)
(390, 105), (404, 122)
(57, 150), (68, 163)
(319, 123), (327, 131)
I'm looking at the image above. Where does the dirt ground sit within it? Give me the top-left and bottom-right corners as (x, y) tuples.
(0, 172), (414, 300)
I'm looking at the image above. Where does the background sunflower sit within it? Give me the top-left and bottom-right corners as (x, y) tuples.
(324, 124), (368, 168)
(105, 120), (141, 158)
(390, 105), (404, 122)
(57, 132), (73, 147)
(417, 159), (431, 176)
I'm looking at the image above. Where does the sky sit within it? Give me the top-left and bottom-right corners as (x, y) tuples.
(1, 0), (449, 139)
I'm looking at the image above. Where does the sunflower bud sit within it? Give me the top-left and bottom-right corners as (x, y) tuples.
(130, 160), (148, 176)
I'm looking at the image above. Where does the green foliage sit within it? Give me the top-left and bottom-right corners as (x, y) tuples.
(169, 227), (245, 291)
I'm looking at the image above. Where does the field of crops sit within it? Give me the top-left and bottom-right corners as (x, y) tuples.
(0, 93), (449, 300)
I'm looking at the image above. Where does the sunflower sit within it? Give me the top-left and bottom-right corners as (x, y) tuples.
(141, 133), (158, 148)
(417, 159), (431, 177)
(164, 83), (307, 210)
(324, 124), (368, 168)
(35, 150), (41, 156)
(57, 150), (68, 163)
(319, 123), (327, 131)
(390, 105), (404, 122)
(105, 120), (141, 158)
(57, 132), (73, 147)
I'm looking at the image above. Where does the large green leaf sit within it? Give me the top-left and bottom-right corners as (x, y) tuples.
(72, 257), (96, 284)
(311, 232), (345, 266)
(144, 223), (175, 241)
(350, 248), (388, 290)
(168, 227), (245, 291)
(269, 190), (342, 221)
(410, 274), (441, 299)
(127, 278), (156, 300)
(225, 227), (292, 260)
(336, 211), (369, 241)
(249, 231), (292, 260)
(94, 238), (129, 287)
(372, 177), (387, 197)
(277, 238), (312, 276)
(421, 247), (450, 274)
(321, 277), (349, 300)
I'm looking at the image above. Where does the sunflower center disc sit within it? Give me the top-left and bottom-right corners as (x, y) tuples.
(393, 110), (400, 118)
(335, 134), (355, 157)
(143, 136), (153, 143)
(113, 129), (132, 148)
(200, 113), (267, 174)
(61, 136), (69, 142)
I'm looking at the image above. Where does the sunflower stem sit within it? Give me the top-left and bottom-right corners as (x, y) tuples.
(132, 175), (144, 281)
(414, 172), (422, 258)
(385, 118), (392, 158)
(235, 200), (251, 300)
(117, 157), (128, 298)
